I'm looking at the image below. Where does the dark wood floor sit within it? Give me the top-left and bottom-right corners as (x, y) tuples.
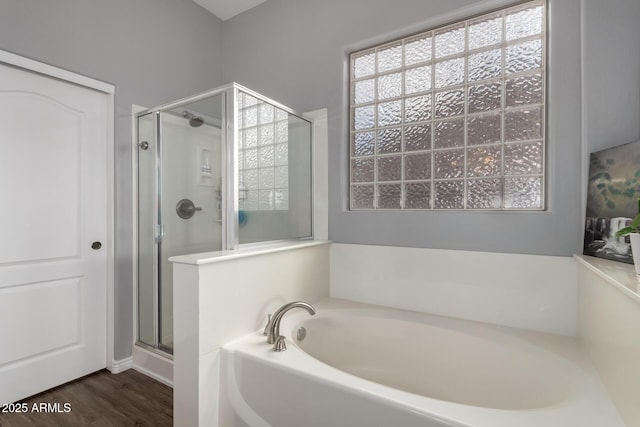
(0, 369), (172, 427)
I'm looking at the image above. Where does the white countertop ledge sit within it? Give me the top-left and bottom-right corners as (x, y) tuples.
(574, 254), (640, 304)
(168, 240), (330, 266)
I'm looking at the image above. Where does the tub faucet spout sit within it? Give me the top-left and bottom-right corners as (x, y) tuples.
(267, 301), (316, 346)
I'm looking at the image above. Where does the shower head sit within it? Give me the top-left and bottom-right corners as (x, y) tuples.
(183, 111), (204, 127)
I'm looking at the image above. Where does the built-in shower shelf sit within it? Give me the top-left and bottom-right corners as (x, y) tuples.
(197, 146), (214, 186)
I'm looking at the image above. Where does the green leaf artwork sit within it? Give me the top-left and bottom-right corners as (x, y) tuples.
(585, 140), (640, 264)
(586, 142), (640, 218)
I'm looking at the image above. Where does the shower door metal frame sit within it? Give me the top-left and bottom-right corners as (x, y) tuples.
(134, 110), (163, 356)
(133, 83), (314, 357)
(155, 109), (172, 354)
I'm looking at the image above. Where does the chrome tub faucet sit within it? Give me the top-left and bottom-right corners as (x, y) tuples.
(266, 301), (316, 351)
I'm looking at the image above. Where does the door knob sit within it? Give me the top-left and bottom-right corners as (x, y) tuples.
(91, 241), (102, 250)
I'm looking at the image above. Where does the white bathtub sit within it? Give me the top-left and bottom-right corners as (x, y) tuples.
(220, 299), (623, 427)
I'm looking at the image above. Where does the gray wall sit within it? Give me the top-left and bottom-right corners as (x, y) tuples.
(582, 0), (640, 154)
(580, 0), (640, 243)
(221, 0), (585, 256)
(0, 0), (225, 360)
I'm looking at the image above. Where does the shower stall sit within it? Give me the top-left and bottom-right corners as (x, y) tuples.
(135, 83), (313, 355)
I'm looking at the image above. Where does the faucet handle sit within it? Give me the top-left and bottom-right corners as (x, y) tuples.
(262, 314), (272, 336)
(273, 335), (287, 352)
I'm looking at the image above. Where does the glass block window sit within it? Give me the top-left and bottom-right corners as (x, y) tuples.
(238, 91), (289, 211)
(349, 0), (546, 210)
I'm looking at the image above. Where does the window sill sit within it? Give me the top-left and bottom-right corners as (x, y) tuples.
(574, 254), (640, 304)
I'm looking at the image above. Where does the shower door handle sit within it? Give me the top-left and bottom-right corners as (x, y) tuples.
(176, 198), (202, 219)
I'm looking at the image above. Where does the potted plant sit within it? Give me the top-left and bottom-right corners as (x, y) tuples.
(614, 199), (640, 274)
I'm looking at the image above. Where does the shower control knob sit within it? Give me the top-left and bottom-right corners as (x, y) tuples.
(91, 241), (102, 250)
(138, 141), (149, 150)
(176, 199), (202, 219)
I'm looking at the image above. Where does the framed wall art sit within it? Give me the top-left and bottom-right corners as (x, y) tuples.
(584, 140), (640, 263)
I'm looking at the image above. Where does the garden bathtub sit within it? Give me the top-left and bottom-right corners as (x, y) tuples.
(220, 299), (623, 427)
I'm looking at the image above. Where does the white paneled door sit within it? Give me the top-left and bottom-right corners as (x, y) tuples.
(0, 60), (110, 404)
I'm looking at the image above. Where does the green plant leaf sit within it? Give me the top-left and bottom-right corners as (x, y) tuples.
(597, 183), (606, 189)
(632, 215), (640, 229)
(614, 226), (634, 237)
(603, 173), (612, 181)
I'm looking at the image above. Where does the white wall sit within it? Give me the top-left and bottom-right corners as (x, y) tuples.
(307, 108), (329, 241)
(576, 256), (640, 427)
(331, 244), (577, 335)
(172, 242), (330, 427)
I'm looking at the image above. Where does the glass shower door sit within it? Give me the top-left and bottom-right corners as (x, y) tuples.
(137, 93), (224, 355)
(157, 94), (224, 352)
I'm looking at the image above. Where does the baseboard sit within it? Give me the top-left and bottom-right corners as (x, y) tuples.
(132, 364), (173, 388)
(108, 356), (133, 374)
(132, 345), (173, 388)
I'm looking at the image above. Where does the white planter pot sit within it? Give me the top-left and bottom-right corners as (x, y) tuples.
(630, 233), (640, 275)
